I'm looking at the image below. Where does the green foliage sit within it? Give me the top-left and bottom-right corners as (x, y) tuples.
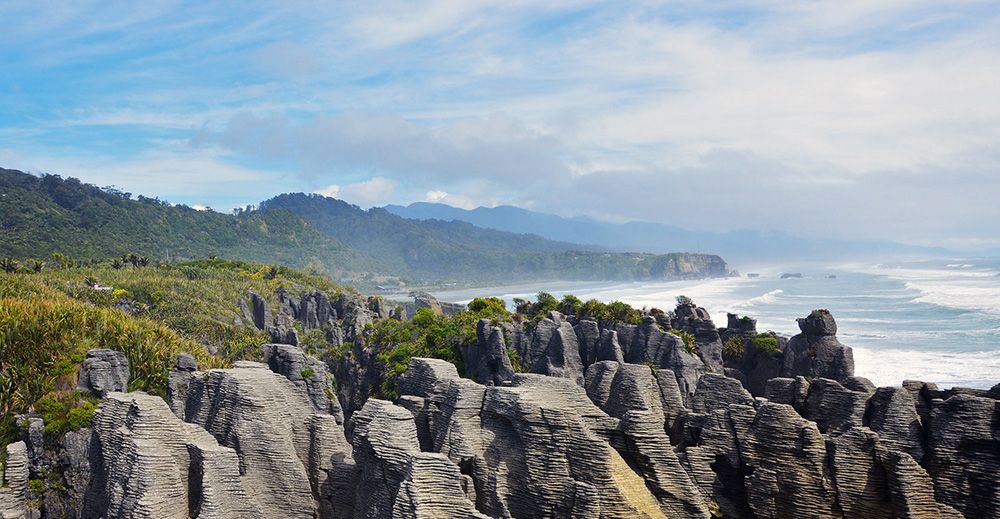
(466, 297), (509, 321)
(300, 368), (315, 379)
(558, 295), (582, 315)
(606, 300), (643, 325)
(750, 336), (779, 356)
(676, 295), (694, 306)
(643, 361), (658, 376)
(28, 478), (45, 495)
(534, 292), (559, 315)
(0, 258), (18, 274)
(507, 347), (523, 373)
(579, 298), (608, 320)
(671, 330), (698, 355)
(298, 329), (328, 357)
(0, 170), (726, 285)
(33, 392), (99, 438)
(723, 336), (745, 360)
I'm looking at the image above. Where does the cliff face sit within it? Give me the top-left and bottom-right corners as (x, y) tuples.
(4, 301), (997, 519)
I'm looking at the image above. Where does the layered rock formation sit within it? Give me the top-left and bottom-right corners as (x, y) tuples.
(5, 306), (999, 519)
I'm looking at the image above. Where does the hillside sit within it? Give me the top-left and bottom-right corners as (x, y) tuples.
(385, 201), (947, 260)
(0, 169), (728, 284)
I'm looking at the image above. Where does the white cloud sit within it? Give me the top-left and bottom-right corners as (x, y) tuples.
(315, 184), (341, 197)
(425, 190), (448, 202)
(337, 177), (396, 207)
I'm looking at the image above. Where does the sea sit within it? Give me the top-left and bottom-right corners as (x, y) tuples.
(425, 258), (1000, 389)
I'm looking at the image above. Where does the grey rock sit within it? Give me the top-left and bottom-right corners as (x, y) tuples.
(84, 392), (261, 519)
(261, 343), (344, 421)
(77, 349), (130, 397)
(527, 318), (585, 385)
(680, 404), (757, 519)
(783, 310), (854, 381)
(764, 376), (810, 411)
(351, 399), (482, 519)
(690, 372), (754, 414)
(739, 402), (839, 518)
(0, 441), (28, 519)
(185, 362), (356, 518)
(803, 378), (871, 434)
(248, 290), (271, 330)
(573, 318), (601, 367)
(168, 354), (198, 418)
(923, 392), (1000, 517)
(621, 317), (706, 403)
(866, 386), (925, 461)
(596, 328), (626, 364)
(462, 319), (515, 385)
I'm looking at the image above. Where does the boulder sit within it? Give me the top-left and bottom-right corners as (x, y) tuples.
(167, 353), (198, 418)
(0, 441), (28, 519)
(620, 317), (706, 403)
(527, 318), (585, 385)
(865, 386), (925, 461)
(573, 318), (601, 368)
(802, 378), (871, 434)
(77, 348), (130, 397)
(690, 373), (754, 414)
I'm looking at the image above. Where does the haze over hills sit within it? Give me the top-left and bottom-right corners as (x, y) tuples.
(385, 202), (950, 261)
(0, 168), (727, 285)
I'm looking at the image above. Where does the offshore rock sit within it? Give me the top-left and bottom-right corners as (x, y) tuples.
(76, 349), (130, 397)
(783, 310), (854, 381)
(184, 362), (356, 518)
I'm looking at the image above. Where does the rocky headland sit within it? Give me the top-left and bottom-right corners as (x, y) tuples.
(2, 290), (998, 518)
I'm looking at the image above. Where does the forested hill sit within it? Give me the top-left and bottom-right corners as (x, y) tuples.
(0, 168), (728, 284)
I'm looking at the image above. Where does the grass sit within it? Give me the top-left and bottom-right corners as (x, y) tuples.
(0, 257), (355, 446)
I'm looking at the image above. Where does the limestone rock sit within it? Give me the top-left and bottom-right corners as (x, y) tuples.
(462, 319), (515, 385)
(574, 318), (601, 368)
(527, 318), (585, 385)
(764, 376), (810, 411)
(76, 349), (130, 397)
(0, 441), (28, 519)
(596, 329), (626, 364)
(866, 386), (925, 461)
(803, 378), (870, 434)
(261, 343), (344, 421)
(679, 404), (757, 519)
(620, 317), (706, 403)
(739, 402), (839, 518)
(167, 353), (197, 419)
(923, 392), (1000, 517)
(185, 362), (356, 518)
(783, 310), (854, 381)
(690, 373), (754, 414)
(84, 392), (261, 519)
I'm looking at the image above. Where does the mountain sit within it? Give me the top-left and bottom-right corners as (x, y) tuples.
(385, 202), (948, 261)
(0, 168), (727, 284)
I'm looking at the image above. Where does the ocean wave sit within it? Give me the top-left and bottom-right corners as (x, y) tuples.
(853, 346), (1000, 389)
(742, 289), (784, 306)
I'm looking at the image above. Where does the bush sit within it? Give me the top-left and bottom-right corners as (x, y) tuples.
(671, 330), (698, 356)
(33, 392), (98, 438)
(751, 336), (779, 356)
(300, 368), (315, 379)
(558, 295), (582, 315)
(723, 336), (744, 360)
(606, 301), (642, 325)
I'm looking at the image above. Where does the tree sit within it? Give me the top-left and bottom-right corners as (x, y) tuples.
(26, 259), (44, 273)
(0, 258), (19, 273)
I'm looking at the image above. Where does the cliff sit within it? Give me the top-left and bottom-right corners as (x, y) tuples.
(3, 290), (996, 518)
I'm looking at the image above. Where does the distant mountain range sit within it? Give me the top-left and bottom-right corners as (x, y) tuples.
(0, 168), (727, 285)
(385, 202), (949, 261)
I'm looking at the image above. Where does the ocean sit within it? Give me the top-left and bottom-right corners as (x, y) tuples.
(426, 258), (1000, 389)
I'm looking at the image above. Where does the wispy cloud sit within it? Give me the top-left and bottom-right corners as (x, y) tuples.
(1, 1), (998, 246)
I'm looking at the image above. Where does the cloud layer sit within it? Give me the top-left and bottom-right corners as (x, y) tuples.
(1, 1), (998, 248)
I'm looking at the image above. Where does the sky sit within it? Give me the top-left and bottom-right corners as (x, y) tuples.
(1, 1), (999, 249)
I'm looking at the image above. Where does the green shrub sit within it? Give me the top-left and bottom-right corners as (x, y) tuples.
(751, 336), (779, 356)
(301, 368), (315, 379)
(606, 300), (642, 325)
(671, 330), (698, 355)
(723, 337), (745, 360)
(34, 392), (98, 438)
(558, 295), (582, 315)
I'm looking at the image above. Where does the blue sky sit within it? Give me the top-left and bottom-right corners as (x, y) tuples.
(2, 1), (999, 248)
